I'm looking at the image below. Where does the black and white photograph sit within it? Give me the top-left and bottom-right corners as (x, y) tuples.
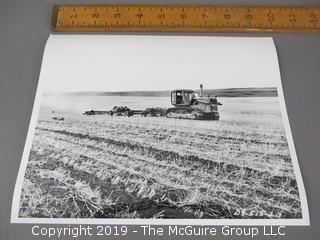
(11, 35), (309, 225)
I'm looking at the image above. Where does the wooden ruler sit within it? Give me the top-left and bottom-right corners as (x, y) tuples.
(52, 5), (320, 33)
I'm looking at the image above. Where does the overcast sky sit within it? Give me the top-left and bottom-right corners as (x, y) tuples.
(39, 35), (280, 93)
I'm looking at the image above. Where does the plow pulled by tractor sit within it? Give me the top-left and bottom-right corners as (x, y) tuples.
(83, 85), (222, 120)
(83, 106), (166, 117)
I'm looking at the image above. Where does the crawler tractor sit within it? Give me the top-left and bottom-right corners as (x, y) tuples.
(166, 84), (221, 120)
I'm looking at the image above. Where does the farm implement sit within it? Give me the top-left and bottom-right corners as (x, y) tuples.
(83, 106), (166, 117)
(83, 85), (221, 120)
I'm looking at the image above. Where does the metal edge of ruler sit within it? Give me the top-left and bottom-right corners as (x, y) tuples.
(51, 4), (320, 33)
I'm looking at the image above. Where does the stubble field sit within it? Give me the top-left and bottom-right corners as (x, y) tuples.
(19, 97), (302, 219)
